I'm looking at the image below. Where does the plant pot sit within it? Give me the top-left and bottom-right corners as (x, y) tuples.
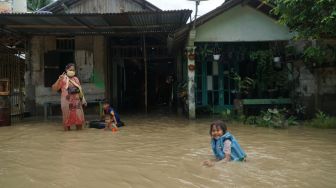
(273, 57), (281, 63)
(188, 64), (195, 71)
(273, 57), (282, 69)
(213, 54), (220, 61)
(188, 53), (195, 60)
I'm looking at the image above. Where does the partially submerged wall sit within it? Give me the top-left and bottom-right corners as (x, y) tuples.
(27, 36), (105, 115)
(297, 66), (336, 117)
(291, 39), (336, 117)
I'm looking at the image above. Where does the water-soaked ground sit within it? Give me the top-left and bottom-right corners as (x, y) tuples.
(0, 115), (336, 188)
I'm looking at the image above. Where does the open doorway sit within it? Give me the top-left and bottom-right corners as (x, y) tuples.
(107, 35), (176, 113)
(122, 59), (175, 112)
(123, 59), (145, 111)
(148, 60), (175, 108)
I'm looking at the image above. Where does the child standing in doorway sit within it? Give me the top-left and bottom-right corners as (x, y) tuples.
(102, 102), (120, 132)
(203, 120), (246, 167)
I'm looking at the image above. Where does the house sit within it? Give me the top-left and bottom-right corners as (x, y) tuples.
(178, 0), (336, 118)
(0, 0), (191, 117)
(179, 0), (294, 118)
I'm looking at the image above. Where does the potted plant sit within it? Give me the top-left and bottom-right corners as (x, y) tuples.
(197, 44), (212, 62)
(213, 46), (221, 61)
(177, 81), (188, 114)
(188, 52), (195, 60)
(188, 64), (195, 71)
(250, 50), (274, 98)
(227, 71), (255, 114)
(273, 56), (282, 69)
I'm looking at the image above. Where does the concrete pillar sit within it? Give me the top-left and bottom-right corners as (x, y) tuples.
(186, 29), (197, 119)
(187, 46), (196, 119)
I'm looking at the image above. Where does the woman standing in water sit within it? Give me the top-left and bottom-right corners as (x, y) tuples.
(52, 64), (86, 131)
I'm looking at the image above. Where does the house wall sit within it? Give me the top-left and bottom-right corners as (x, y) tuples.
(296, 65), (336, 117)
(12, 0), (26, 12)
(0, 0), (26, 13)
(291, 39), (336, 117)
(195, 5), (293, 42)
(67, 0), (146, 13)
(0, 0), (12, 13)
(28, 36), (105, 115)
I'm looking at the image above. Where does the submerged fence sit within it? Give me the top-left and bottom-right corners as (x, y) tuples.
(0, 48), (25, 120)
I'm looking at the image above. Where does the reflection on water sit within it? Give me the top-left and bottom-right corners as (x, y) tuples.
(0, 115), (336, 188)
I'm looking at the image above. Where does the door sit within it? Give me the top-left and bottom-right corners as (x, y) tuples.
(195, 59), (235, 109)
(44, 51), (61, 87)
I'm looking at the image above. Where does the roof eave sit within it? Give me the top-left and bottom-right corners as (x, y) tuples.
(193, 0), (277, 28)
(39, 0), (162, 13)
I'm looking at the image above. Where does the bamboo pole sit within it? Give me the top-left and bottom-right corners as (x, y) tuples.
(18, 50), (23, 119)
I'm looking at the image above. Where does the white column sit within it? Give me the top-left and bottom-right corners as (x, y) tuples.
(186, 29), (197, 119)
(187, 46), (196, 119)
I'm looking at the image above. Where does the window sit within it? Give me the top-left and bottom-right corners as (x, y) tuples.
(56, 37), (74, 50)
(44, 38), (75, 87)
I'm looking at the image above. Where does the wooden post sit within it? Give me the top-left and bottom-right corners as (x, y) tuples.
(143, 35), (148, 113)
(18, 50), (23, 119)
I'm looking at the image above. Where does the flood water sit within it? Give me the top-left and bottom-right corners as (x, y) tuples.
(0, 115), (336, 188)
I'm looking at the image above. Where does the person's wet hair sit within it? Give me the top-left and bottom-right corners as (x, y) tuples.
(209, 120), (227, 135)
(103, 99), (111, 105)
(65, 63), (75, 71)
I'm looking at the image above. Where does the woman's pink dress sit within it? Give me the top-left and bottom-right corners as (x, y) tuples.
(58, 77), (85, 127)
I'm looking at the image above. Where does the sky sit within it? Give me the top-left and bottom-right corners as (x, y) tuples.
(146, 0), (225, 18)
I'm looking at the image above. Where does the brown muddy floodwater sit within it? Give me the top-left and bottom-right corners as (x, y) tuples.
(0, 115), (336, 188)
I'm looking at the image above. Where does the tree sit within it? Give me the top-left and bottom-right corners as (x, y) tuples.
(269, 0), (336, 112)
(27, 0), (54, 11)
(270, 0), (336, 39)
(269, 0), (336, 65)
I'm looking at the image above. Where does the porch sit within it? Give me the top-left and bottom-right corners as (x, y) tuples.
(0, 10), (192, 118)
(193, 41), (293, 115)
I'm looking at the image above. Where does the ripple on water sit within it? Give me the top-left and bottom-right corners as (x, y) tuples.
(0, 117), (335, 188)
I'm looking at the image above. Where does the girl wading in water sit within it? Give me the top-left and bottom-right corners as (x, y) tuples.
(203, 120), (246, 167)
(52, 64), (87, 131)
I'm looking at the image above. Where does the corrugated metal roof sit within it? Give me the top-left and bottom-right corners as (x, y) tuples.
(39, 0), (161, 13)
(0, 10), (191, 35)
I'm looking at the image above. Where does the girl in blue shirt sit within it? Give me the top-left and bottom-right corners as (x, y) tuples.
(102, 102), (120, 132)
(203, 120), (246, 167)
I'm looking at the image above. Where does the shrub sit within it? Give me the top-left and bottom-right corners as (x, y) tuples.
(306, 110), (336, 129)
(244, 108), (298, 128)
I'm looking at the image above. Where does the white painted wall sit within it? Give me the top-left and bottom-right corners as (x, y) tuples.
(0, 0), (12, 13)
(12, 0), (26, 12)
(0, 0), (26, 13)
(195, 5), (293, 42)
